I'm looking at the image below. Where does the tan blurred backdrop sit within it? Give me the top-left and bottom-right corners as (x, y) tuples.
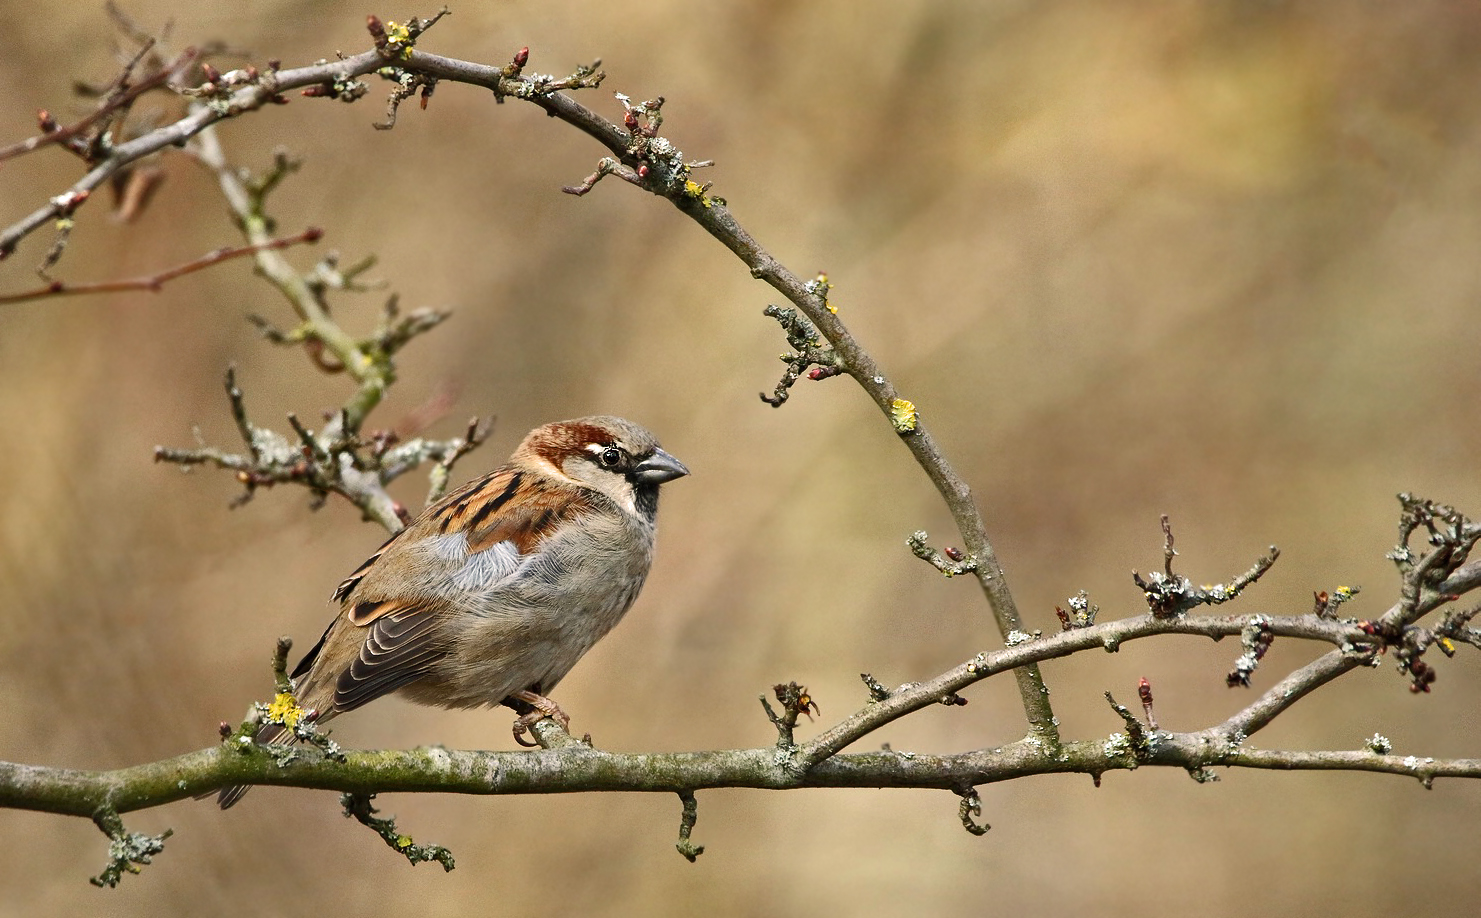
(3, 1), (1480, 915)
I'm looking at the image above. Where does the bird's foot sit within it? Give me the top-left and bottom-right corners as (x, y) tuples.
(510, 690), (570, 748)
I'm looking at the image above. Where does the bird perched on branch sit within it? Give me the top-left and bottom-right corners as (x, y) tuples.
(217, 415), (688, 808)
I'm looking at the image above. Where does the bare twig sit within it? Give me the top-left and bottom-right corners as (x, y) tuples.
(0, 48), (195, 164)
(674, 791), (705, 862)
(1133, 517), (1280, 618)
(0, 228), (321, 305)
(88, 808), (172, 888)
(341, 793), (455, 871)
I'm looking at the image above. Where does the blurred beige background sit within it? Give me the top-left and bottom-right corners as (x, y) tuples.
(3, 1), (1480, 915)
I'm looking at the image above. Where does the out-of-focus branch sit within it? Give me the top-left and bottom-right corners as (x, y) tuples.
(0, 46), (194, 163)
(0, 49), (389, 260)
(0, 228), (322, 306)
(147, 116), (485, 531)
(191, 125), (389, 435)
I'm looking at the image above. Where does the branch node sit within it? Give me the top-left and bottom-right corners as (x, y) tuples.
(1103, 691), (1152, 760)
(1056, 590), (1098, 630)
(271, 635), (294, 694)
(89, 807), (172, 888)
(674, 790), (705, 862)
(906, 531), (978, 577)
(1185, 767), (1220, 784)
(1313, 585), (1361, 619)
(760, 681), (818, 749)
(758, 304), (843, 407)
(341, 793), (456, 871)
(1364, 733), (1394, 754)
(1227, 616), (1275, 688)
(1133, 516), (1279, 617)
(860, 672), (891, 702)
(955, 788), (991, 836)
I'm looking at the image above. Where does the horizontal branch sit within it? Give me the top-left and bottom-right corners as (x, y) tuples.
(6, 587), (1458, 820)
(4, 725), (1475, 821)
(798, 609), (1377, 767)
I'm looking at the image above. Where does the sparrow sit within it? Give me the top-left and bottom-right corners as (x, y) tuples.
(217, 415), (688, 808)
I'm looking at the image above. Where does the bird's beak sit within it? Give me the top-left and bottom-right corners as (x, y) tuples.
(633, 448), (689, 485)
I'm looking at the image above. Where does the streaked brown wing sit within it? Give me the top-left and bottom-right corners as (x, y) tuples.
(330, 467), (521, 606)
(333, 603), (445, 712)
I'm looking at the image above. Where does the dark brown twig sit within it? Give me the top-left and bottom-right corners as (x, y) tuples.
(0, 228), (322, 306)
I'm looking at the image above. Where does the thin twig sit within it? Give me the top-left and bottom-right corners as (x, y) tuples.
(0, 48), (195, 163)
(0, 228), (321, 306)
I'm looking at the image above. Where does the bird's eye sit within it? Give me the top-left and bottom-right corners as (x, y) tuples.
(599, 445), (623, 468)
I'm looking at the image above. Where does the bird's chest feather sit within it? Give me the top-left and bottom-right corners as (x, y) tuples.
(409, 510), (654, 625)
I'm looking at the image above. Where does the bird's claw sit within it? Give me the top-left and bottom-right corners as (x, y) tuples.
(510, 690), (570, 747)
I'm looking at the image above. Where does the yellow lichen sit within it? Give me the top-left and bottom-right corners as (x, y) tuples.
(890, 398), (918, 433)
(383, 20), (414, 58)
(811, 272), (838, 313)
(682, 180), (713, 208)
(265, 692), (305, 729)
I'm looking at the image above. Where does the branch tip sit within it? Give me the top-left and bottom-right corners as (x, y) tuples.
(89, 808), (172, 888)
(906, 531), (977, 578)
(341, 793), (455, 870)
(1133, 522), (1279, 618)
(674, 791), (705, 862)
(955, 789), (990, 836)
(860, 673), (891, 702)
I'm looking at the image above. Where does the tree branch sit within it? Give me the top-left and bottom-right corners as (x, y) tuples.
(6, 16), (1481, 888)
(0, 228), (322, 306)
